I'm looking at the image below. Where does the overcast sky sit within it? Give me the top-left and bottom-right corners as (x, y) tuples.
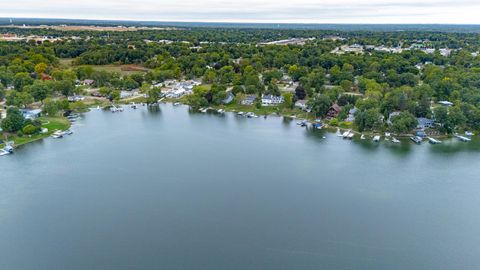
(2, 0), (480, 24)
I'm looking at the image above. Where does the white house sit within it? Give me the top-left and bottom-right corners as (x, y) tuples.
(261, 95), (284, 106)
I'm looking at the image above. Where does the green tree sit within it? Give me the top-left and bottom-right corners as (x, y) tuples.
(1, 107), (25, 133)
(25, 81), (51, 101)
(13, 72), (34, 91)
(391, 111), (417, 134)
(308, 94), (331, 117)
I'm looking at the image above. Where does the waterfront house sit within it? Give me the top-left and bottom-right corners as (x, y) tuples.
(261, 95), (284, 106)
(295, 100), (309, 111)
(387, 111), (401, 125)
(326, 104), (342, 119)
(67, 95), (85, 102)
(222, 92), (234, 104)
(417, 118), (435, 129)
(241, 95), (257, 105)
(345, 107), (357, 122)
(21, 109), (42, 120)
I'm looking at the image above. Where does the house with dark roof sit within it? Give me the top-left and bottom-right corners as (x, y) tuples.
(326, 104), (342, 119)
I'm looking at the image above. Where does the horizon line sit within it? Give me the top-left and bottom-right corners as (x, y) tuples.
(1, 17), (480, 26)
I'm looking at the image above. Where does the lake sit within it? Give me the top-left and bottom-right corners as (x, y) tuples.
(1, 104), (480, 270)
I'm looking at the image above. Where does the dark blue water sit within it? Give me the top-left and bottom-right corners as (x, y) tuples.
(1, 104), (479, 270)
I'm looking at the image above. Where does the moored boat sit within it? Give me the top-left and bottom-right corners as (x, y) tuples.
(392, 138), (401, 143)
(454, 134), (471, 142)
(410, 136), (423, 144)
(51, 130), (64, 139)
(373, 135), (381, 142)
(428, 137), (442, 144)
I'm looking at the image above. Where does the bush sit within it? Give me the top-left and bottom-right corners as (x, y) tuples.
(22, 124), (39, 135)
(329, 118), (339, 126)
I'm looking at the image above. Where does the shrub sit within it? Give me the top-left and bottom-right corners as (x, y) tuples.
(22, 124), (39, 135)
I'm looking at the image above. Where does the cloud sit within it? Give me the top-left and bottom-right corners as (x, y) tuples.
(1, 0), (480, 24)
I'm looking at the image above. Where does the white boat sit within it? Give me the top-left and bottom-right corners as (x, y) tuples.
(297, 120), (308, 126)
(410, 136), (423, 144)
(373, 135), (381, 142)
(200, 108), (208, 113)
(237, 111), (245, 116)
(64, 130), (73, 135)
(360, 134), (366, 140)
(336, 128), (343, 137)
(385, 132), (391, 137)
(342, 131), (350, 138)
(347, 133), (355, 139)
(428, 137), (442, 144)
(392, 138), (401, 143)
(217, 109), (225, 114)
(51, 130), (64, 139)
(465, 131), (474, 136)
(0, 145), (14, 156)
(246, 112), (258, 118)
(454, 134), (471, 142)
(173, 102), (181, 106)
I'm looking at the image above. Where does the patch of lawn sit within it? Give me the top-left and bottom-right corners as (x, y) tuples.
(1, 117), (71, 147)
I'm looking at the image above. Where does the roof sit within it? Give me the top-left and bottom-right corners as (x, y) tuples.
(438, 101), (454, 106)
(329, 104), (342, 113)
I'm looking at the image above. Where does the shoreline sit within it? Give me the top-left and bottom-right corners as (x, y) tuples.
(1, 100), (474, 151)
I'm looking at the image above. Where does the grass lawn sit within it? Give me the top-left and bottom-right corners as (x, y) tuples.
(1, 117), (71, 147)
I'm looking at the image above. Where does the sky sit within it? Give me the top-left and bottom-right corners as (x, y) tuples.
(1, 0), (480, 24)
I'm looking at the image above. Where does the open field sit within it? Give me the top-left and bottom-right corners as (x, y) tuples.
(59, 58), (150, 75)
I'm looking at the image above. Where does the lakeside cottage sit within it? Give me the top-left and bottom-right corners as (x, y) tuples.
(345, 107), (357, 122)
(387, 111), (401, 125)
(67, 95), (85, 102)
(326, 104), (342, 119)
(222, 92), (234, 104)
(241, 95), (257, 105)
(21, 109), (42, 120)
(294, 100), (308, 110)
(163, 80), (200, 99)
(417, 118), (435, 129)
(261, 95), (284, 106)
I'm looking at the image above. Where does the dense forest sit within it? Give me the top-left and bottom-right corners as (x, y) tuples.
(1, 25), (480, 135)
